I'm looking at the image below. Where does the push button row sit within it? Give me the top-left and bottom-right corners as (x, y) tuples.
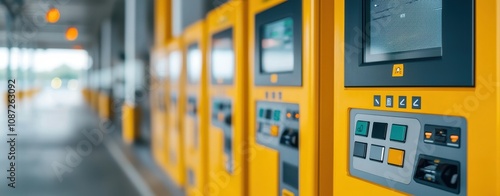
(355, 121), (407, 143)
(353, 141), (405, 167)
(373, 95), (421, 109)
(423, 125), (461, 148)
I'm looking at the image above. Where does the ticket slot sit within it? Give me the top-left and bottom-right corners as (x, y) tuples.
(414, 155), (460, 194)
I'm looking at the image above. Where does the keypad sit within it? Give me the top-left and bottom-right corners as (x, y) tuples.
(353, 121), (407, 166)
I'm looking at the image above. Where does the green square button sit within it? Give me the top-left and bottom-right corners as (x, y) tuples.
(390, 124), (407, 142)
(273, 110), (281, 121)
(355, 121), (369, 136)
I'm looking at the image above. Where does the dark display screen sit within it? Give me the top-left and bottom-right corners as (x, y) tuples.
(187, 43), (202, 83)
(211, 37), (234, 82)
(365, 0), (442, 62)
(261, 17), (294, 73)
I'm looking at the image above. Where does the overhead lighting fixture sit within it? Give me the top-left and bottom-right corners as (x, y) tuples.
(66, 27), (78, 41)
(46, 7), (60, 23)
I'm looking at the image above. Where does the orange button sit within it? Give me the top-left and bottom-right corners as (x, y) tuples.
(286, 112), (292, 118)
(270, 125), (279, 136)
(218, 112), (224, 122)
(387, 148), (405, 167)
(294, 113), (300, 119)
(424, 132), (432, 139)
(450, 135), (459, 143)
(271, 74), (278, 83)
(392, 64), (404, 77)
(282, 189), (294, 196)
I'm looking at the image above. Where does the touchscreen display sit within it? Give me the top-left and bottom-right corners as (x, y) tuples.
(261, 17), (294, 73)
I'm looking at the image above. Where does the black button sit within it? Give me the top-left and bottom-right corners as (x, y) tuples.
(371, 122), (388, 140)
(225, 114), (232, 126)
(265, 109), (272, 120)
(353, 142), (367, 158)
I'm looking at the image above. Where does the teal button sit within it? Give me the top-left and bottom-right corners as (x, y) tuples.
(259, 109), (264, 118)
(355, 121), (369, 136)
(273, 110), (281, 121)
(390, 124), (407, 142)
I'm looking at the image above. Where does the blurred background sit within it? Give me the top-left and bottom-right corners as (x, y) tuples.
(0, 0), (224, 195)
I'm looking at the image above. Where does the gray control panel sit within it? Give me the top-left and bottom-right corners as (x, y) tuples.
(349, 109), (467, 195)
(169, 93), (178, 164)
(158, 90), (166, 112)
(211, 97), (233, 173)
(187, 95), (199, 149)
(256, 101), (299, 196)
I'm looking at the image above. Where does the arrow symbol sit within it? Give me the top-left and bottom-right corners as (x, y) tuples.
(413, 99), (420, 107)
(400, 99), (406, 106)
(396, 67), (401, 73)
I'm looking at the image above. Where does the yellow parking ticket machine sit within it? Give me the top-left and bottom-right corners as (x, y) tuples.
(165, 38), (186, 188)
(183, 21), (209, 196)
(206, 1), (247, 195)
(151, 48), (169, 166)
(334, 0), (499, 195)
(248, 0), (331, 195)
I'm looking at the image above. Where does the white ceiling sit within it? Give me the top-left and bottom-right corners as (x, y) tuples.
(0, 0), (117, 49)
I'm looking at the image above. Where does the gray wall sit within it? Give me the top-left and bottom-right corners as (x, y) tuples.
(171, 0), (228, 37)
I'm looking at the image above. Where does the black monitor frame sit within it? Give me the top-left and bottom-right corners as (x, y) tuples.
(254, 0), (302, 86)
(211, 28), (235, 85)
(345, 0), (475, 87)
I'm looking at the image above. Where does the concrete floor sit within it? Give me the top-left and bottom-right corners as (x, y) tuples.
(0, 88), (141, 196)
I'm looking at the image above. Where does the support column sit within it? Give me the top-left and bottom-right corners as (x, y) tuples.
(99, 19), (113, 120)
(4, 13), (14, 106)
(122, 0), (139, 144)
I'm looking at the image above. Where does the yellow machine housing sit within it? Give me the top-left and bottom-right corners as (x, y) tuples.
(333, 0), (499, 195)
(182, 21), (209, 196)
(248, 0), (333, 195)
(150, 47), (169, 167)
(164, 38), (186, 188)
(151, 0), (172, 166)
(206, 1), (248, 195)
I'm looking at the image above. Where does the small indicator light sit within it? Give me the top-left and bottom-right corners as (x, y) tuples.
(450, 135), (459, 143)
(424, 132), (432, 139)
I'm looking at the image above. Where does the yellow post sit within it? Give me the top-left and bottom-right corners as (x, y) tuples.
(122, 103), (139, 144)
